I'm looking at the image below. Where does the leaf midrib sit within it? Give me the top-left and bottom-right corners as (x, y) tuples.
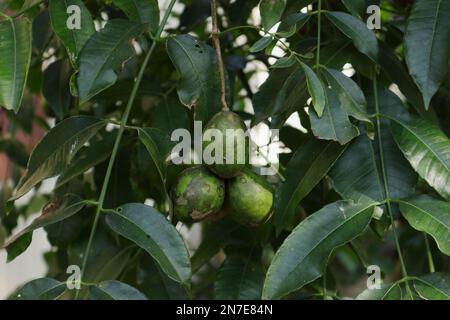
(399, 201), (450, 231)
(63, 0), (78, 56)
(138, 128), (166, 184)
(381, 284), (400, 300)
(16, 120), (105, 196)
(10, 20), (18, 109)
(324, 91), (339, 140)
(425, 0), (443, 92)
(3, 197), (84, 248)
(282, 143), (340, 224)
(266, 203), (373, 297)
(109, 211), (188, 284)
(325, 69), (366, 119)
(393, 119), (450, 173)
(415, 277), (449, 299)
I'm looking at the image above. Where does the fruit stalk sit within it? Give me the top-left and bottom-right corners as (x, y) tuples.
(210, 0), (229, 111)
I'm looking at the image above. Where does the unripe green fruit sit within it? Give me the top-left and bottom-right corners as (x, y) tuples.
(227, 169), (274, 226)
(202, 111), (249, 178)
(171, 167), (225, 222)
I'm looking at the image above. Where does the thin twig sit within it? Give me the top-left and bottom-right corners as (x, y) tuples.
(75, 0), (178, 300)
(210, 0), (229, 111)
(372, 71), (414, 299)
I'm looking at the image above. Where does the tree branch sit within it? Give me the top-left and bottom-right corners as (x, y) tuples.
(210, 0), (229, 111)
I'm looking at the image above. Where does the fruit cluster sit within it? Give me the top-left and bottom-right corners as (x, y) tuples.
(171, 111), (274, 226)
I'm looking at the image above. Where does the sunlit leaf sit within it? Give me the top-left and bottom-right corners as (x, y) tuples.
(399, 195), (450, 256)
(390, 116), (450, 201)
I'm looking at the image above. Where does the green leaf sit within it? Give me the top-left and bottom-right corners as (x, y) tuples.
(11, 278), (66, 300)
(404, 0), (450, 108)
(320, 67), (369, 122)
(152, 96), (189, 135)
(260, 0), (286, 31)
(390, 117), (450, 201)
(413, 273), (450, 300)
(56, 133), (120, 188)
(398, 195), (450, 256)
(356, 283), (402, 300)
(309, 87), (359, 145)
(77, 19), (146, 103)
(330, 135), (416, 204)
(271, 54), (296, 69)
(325, 11), (378, 61)
(137, 127), (173, 196)
(0, 18), (32, 112)
(48, 0), (95, 65)
(277, 12), (310, 38)
(299, 62), (325, 117)
(2, 194), (84, 262)
(253, 67), (307, 125)
(105, 203), (191, 286)
(342, 0), (366, 18)
(274, 139), (346, 234)
(166, 34), (222, 122)
(32, 10), (52, 54)
(89, 280), (147, 300)
(214, 253), (265, 300)
(112, 0), (159, 34)
(10, 116), (106, 201)
(249, 36), (272, 53)
(66, 229), (132, 292)
(378, 43), (428, 119)
(263, 201), (376, 299)
(90, 246), (133, 283)
(190, 219), (245, 273)
(137, 255), (189, 300)
(137, 128), (173, 176)
(42, 59), (72, 119)
(330, 87), (417, 204)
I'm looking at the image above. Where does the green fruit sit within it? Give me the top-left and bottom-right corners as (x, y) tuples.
(202, 111), (248, 178)
(227, 169), (274, 226)
(171, 167), (225, 222)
